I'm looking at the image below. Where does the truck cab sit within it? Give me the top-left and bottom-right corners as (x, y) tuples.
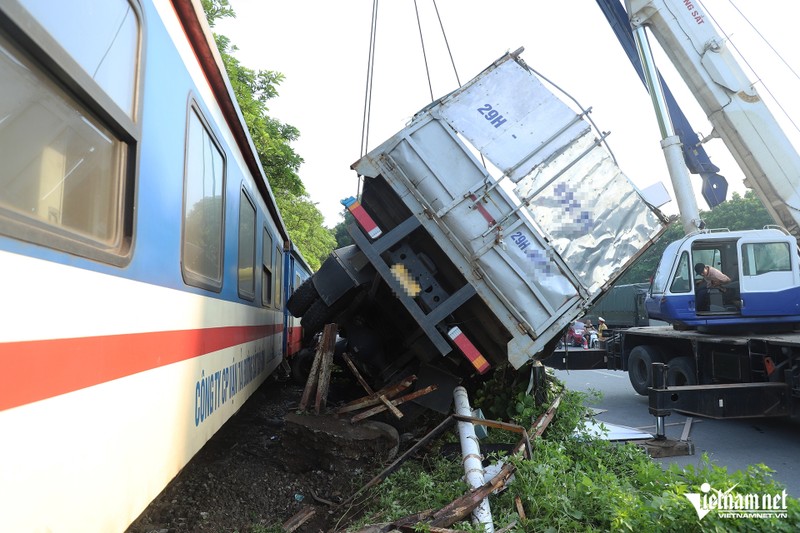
(646, 228), (800, 329)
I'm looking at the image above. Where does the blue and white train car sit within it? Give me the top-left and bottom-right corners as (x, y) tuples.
(0, 0), (309, 531)
(285, 243), (313, 357)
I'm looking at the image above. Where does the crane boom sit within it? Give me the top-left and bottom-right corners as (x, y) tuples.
(626, 0), (800, 239)
(595, 0), (728, 209)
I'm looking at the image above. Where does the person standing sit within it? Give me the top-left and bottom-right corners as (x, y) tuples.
(597, 317), (608, 339)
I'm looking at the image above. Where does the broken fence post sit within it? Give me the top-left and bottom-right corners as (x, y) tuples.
(298, 323), (337, 413)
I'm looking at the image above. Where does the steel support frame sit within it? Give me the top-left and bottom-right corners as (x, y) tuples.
(348, 219), (477, 356)
(648, 363), (790, 419)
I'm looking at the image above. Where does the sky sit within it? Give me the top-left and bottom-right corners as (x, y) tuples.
(215, 0), (800, 228)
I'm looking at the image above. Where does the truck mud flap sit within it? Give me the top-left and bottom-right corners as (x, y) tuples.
(412, 364), (461, 414)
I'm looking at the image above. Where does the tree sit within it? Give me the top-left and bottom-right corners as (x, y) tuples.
(276, 196), (336, 270)
(201, 0), (336, 269)
(701, 190), (772, 231)
(331, 210), (355, 248)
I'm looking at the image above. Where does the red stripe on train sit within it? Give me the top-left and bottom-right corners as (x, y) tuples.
(286, 326), (303, 356)
(0, 324), (282, 411)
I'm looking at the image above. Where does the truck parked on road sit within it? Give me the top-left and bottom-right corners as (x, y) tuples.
(548, 0), (800, 419)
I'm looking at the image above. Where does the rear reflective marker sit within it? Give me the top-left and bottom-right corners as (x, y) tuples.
(342, 196), (382, 239)
(448, 326), (491, 374)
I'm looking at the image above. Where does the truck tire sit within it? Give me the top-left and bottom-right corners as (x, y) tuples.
(287, 277), (318, 318)
(301, 299), (333, 339)
(290, 348), (316, 385)
(628, 345), (664, 395)
(666, 356), (697, 387)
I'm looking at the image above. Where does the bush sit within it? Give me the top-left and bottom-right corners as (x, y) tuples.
(345, 371), (800, 532)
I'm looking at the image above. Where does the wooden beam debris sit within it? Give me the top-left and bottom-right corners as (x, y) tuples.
(343, 415), (456, 505)
(282, 505), (315, 532)
(350, 385), (438, 423)
(336, 376), (416, 415)
(514, 495), (526, 519)
(342, 352), (375, 395)
(452, 414), (533, 459)
(298, 323), (338, 413)
(349, 391), (565, 531)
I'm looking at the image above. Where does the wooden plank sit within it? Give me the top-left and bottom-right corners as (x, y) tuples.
(514, 495), (526, 519)
(282, 505), (315, 532)
(452, 414), (532, 457)
(680, 417), (694, 442)
(350, 385), (438, 423)
(343, 416), (455, 506)
(379, 394), (405, 419)
(336, 376), (416, 414)
(428, 462), (515, 528)
(314, 323), (338, 414)
(342, 352), (375, 395)
(298, 341), (323, 411)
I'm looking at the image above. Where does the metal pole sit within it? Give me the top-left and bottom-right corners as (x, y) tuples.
(631, 23), (703, 235)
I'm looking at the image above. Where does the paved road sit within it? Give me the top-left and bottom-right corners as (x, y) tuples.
(553, 368), (800, 497)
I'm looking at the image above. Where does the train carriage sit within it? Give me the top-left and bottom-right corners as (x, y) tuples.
(0, 0), (308, 531)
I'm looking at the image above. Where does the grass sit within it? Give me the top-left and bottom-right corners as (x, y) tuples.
(343, 366), (800, 532)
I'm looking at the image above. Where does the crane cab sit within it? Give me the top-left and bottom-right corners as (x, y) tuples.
(645, 228), (800, 329)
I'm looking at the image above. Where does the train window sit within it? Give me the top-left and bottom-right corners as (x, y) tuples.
(238, 189), (256, 300)
(182, 106), (225, 291)
(262, 228), (274, 306)
(18, 0), (139, 117)
(0, 31), (129, 260)
(274, 245), (284, 308)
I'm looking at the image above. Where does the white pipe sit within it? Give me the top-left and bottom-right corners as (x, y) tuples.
(453, 386), (494, 532)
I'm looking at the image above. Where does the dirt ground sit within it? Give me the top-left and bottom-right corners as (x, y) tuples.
(125, 373), (413, 533)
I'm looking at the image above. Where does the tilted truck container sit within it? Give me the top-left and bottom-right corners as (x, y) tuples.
(289, 49), (668, 410)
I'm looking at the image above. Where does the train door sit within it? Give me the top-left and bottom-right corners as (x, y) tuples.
(272, 242), (284, 357)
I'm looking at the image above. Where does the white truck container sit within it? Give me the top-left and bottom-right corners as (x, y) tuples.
(290, 49), (668, 406)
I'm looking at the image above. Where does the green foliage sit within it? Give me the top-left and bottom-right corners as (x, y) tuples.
(367, 454), (467, 521)
(496, 446), (800, 532)
(213, 34), (306, 199)
(332, 210), (355, 248)
(203, 1), (337, 270)
(472, 364), (589, 439)
(201, 0), (234, 26)
(703, 191), (773, 231)
(276, 194), (336, 270)
(617, 191), (773, 285)
(347, 371), (800, 532)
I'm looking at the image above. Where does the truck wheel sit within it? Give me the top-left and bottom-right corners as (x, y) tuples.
(301, 299), (333, 339)
(628, 345), (664, 395)
(287, 277), (319, 317)
(666, 356), (697, 387)
(290, 348), (316, 385)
